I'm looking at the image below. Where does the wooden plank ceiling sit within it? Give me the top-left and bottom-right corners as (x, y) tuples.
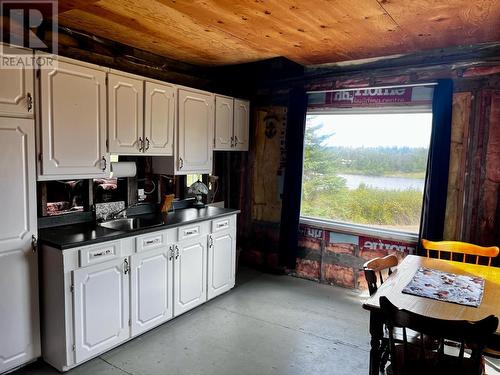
(57, 0), (500, 66)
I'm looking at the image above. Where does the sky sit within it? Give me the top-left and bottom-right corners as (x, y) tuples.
(306, 113), (433, 148)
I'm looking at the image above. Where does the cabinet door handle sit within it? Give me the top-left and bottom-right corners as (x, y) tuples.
(209, 235), (213, 248)
(234, 135), (239, 145)
(179, 157), (184, 169)
(27, 93), (33, 112)
(138, 137), (144, 152)
(101, 156), (107, 171)
(144, 137), (150, 151)
(175, 246), (180, 260)
(230, 136), (234, 148)
(168, 245), (174, 261)
(31, 234), (38, 253)
(124, 259), (129, 274)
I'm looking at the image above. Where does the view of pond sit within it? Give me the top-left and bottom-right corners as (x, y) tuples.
(338, 174), (425, 191)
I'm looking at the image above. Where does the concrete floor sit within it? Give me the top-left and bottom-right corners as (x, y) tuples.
(14, 268), (371, 375)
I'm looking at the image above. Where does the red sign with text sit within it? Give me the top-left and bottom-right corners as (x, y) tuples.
(359, 236), (416, 253)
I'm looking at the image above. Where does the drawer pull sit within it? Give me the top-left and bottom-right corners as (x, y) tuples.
(217, 222), (228, 228)
(185, 229), (198, 235)
(145, 238), (160, 245)
(91, 249), (112, 258)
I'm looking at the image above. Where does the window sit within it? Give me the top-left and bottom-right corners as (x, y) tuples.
(186, 174), (203, 187)
(301, 112), (433, 234)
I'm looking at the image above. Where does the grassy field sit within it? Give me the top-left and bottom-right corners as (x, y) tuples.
(301, 185), (424, 230)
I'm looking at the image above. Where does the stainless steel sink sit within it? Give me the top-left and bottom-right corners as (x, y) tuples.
(98, 217), (164, 231)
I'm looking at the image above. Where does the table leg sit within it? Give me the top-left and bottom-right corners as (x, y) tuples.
(369, 311), (384, 375)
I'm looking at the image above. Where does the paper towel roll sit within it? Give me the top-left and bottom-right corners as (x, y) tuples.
(110, 162), (136, 178)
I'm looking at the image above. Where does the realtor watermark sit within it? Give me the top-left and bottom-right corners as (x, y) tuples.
(0, 0), (58, 69)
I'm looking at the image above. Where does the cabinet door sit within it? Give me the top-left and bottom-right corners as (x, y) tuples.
(0, 118), (40, 374)
(73, 258), (129, 363)
(130, 246), (173, 336)
(214, 95), (233, 151)
(207, 230), (236, 300)
(177, 88), (214, 174)
(0, 46), (34, 117)
(144, 82), (175, 155)
(233, 99), (250, 151)
(173, 238), (207, 316)
(40, 59), (108, 178)
(108, 74), (144, 154)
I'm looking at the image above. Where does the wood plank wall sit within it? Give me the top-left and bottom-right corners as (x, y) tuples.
(240, 53), (500, 272)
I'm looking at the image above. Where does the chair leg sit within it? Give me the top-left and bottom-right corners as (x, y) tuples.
(379, 340), (390, 373)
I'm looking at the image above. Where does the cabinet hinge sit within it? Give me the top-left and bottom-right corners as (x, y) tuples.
(70, 284), (74, 293)
(106, 139), (109, 149)
(72, 344), (75, 352)
(38, 152), (42, 162)
(36, 69), (41, 79)
(129, 319), (131, 327)
(105, 76), (108, 85)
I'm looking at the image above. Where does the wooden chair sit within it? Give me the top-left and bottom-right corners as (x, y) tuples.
(363, 254), (399, 296)
(363, 255), (399, 372)
(421, 239), (499, 266)
(380, 296), (498, 375)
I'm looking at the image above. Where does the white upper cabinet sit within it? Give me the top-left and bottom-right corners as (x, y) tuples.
(214, 95), (234, 151)
(73, 258), (130, 363)
(38, 56), (108, 180)
(177, 88), (214, 174)
(0, 117), (40, 374)
(233, 99), (250, 151)
(0, 45), (34, 118)
(108, 73), (144, 154)
(144, 81), (175, 155)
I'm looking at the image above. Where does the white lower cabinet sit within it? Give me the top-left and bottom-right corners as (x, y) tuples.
(207, 230), (236, 300)
(173, 238), (208, 316)
(73, 258), (130, 363)
(41, 214), (236, 372)
(130, 245), (174, 336)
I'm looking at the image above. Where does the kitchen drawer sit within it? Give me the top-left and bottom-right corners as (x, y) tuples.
(79, 241), (121, 267)
(212, 215), (235, 233)
(135, 231), (167, 252)
(178, 224), (201, 241)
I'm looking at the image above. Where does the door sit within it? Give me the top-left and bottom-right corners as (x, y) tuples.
(39, 59), (108, 178)
(0, 46), (34, 117)
(177, 88), (214, 174)
(207, 231), (236, 300)
(108, 73), (144, 154)
(214, 95), (233, 151)
(173, 237), (207, 316)
(73, 258), (130, 363)
(233, 99), (250, 151)
(144, 82), (175, 155)
(130, 246), (173, 336)
(0, 118), (40, 373)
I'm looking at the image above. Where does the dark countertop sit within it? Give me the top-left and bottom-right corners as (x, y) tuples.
(39, 207), (240, 250)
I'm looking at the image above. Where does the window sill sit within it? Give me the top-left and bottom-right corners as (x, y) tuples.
(299, 216), (419, 243)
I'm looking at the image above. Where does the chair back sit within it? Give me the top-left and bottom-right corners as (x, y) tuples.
(421, 239), (499, 266)
(362, 255), (398, 296)
(380, 296), (498, 375)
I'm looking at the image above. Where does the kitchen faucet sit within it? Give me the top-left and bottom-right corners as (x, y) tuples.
(104, 202), (144, 221)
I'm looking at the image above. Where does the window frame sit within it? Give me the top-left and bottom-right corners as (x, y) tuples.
(300, 105), (433, 242)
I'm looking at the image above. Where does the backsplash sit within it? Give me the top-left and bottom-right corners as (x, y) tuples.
(95, 201), (126, 221)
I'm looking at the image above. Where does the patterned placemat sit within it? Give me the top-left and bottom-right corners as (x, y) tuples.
(402, 267), (485, 307)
